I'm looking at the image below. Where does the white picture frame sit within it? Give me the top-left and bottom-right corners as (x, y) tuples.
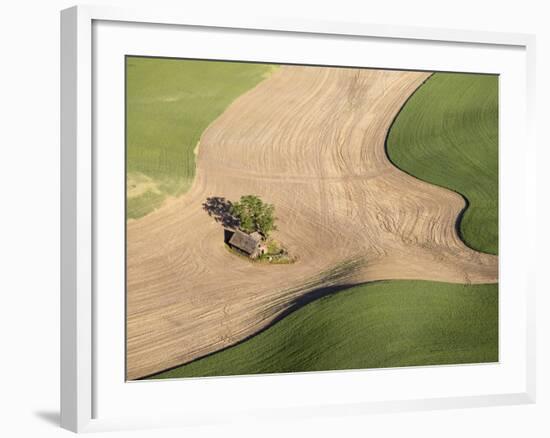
(60, 4), (537, 433)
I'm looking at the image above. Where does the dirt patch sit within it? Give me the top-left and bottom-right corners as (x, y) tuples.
(127, 173), (161, 198)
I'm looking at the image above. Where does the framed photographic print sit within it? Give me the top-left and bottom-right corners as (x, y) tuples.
(61, 5), (536, 433)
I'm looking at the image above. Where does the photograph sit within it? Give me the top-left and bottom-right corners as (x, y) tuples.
(1, 0), (545, 435)
(125, 56), (499, 381)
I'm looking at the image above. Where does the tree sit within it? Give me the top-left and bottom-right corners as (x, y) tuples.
(230, 195), (277, 237)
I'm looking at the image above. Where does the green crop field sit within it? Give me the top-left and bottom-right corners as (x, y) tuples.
(126, 57), (277, 219)
(386, 72), (499, 254)
(148, 281), (498, 379)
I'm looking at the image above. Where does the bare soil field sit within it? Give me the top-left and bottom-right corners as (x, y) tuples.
(126, 66), (498, 380)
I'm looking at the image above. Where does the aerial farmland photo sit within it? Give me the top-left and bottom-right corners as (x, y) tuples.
(125, 56), (498, 381)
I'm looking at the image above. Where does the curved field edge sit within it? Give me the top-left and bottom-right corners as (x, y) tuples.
(386, 72), (498, 255)
(126, 57), (278, 219)
(146, 281), (498, 379)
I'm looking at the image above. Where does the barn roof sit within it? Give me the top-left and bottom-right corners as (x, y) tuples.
(228, 230), (261, 255)
(249, 232), (263, 242)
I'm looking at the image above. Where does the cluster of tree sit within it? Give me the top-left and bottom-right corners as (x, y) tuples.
(230, 195), (277, 237)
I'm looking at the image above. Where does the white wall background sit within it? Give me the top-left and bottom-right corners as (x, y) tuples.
(0, 0), (547, 436)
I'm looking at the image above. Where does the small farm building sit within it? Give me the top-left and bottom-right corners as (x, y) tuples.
(227, 230), (267, 258)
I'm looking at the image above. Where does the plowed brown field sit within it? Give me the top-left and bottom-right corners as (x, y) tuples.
(126, 66), (498, 380)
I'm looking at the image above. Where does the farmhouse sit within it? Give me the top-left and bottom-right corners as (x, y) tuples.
(227, 230), (267, 259)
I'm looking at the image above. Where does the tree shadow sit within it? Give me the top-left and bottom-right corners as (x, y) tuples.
(202, 196), (240, 229)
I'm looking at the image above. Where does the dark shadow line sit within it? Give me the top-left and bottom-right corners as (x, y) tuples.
(382, 73), (496, 256)
(139, 279), (391, 380)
